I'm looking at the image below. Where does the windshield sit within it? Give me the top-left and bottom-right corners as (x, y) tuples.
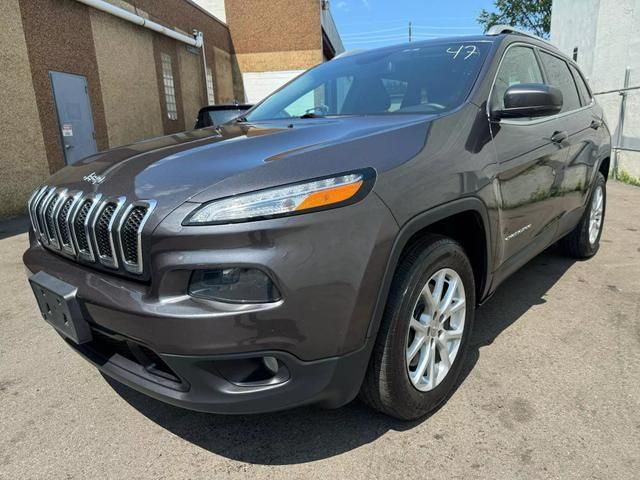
(245, 41), (490, 121)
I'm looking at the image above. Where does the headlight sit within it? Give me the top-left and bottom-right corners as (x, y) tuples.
(184, 169), (374, 225)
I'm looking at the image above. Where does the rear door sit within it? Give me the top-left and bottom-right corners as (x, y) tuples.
(50, 71), (97, 165)
(488, 44), (571, 272)
(536, 50), (598, 233)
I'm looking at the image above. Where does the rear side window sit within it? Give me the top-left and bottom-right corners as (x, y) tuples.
(569, 64), (592, 106)
(491, 46), (543, 111)
(539, 51), (581, 113)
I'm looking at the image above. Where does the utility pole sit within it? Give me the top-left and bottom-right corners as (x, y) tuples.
(409, 21), (412, 42)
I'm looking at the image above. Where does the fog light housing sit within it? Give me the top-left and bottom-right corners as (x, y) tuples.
(188, 268), (281, 304)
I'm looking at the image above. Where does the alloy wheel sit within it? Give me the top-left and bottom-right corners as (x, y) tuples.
(405, 268), (466, 392)
(589, 186), (604, 245)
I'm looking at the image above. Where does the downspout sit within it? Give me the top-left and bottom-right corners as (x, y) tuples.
(197, 31), (212, 106)
(73, 0), (203, 47)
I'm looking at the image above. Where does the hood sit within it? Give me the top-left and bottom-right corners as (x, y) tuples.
(47, 115), (431, 221)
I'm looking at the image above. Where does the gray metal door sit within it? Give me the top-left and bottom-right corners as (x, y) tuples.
(50, 71), (97, 165)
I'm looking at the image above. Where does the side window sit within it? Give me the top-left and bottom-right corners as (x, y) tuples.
(492, 47), (543, 111)
(161, 53), (178, 120)
(569, 64), (592, 106)
(539, 51), (581, 113)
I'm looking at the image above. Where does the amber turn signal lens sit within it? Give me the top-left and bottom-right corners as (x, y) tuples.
(295, 181), (364, 211)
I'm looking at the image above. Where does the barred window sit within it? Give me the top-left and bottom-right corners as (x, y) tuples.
(161, 53), (178, 120)
(206, 66), (215, 105)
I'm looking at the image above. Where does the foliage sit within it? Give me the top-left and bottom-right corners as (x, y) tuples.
(617, 169), (640, 187)
(477, 0), (552, 38)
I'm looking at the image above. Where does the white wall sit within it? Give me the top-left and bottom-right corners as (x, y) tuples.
(550, 0), (600, 81)
(190, 0), (226, 23)
(551, 0), (640, 176)
(242, 70), (303, 104)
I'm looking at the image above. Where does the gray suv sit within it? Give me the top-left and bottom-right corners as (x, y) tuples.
(24, 26), (611, 420)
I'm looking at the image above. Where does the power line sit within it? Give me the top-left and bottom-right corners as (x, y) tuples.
(337, 17), (478, 27)
(345, 33), (472, 45)
(341, 25), (480, 38)
(346, 33), (443, 41)
(341, 26), (407, 37)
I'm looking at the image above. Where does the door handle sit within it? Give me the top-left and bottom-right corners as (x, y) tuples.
(551, 131), (568, 144)
(590, 119), (603, 130)
(64, 144), (74, 150)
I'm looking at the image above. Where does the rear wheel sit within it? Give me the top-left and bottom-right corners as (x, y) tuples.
(560, 172), (606, 258)
(360, 235), (475, 420)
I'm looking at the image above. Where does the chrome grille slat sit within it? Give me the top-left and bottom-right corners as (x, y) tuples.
(46, 189), (68, 250)
(34, 187), (52, 239)
(27, 186), (47, 237)
(91, 197), (126, 269)
(36, 188), (57, 244)
(56, 191), (83, 256)
(70, 193), (101, 263)
(27, 187), (152, 276)
(117, 200), (155, 274)
(57, 198), (74, 245)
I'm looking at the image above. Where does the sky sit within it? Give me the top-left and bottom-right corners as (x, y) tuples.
(330, 0), (496, 50)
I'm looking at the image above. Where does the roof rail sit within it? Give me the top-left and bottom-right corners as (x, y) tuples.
(486, 24), (556, 48)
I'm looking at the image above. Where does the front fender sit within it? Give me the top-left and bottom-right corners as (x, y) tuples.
(365, 196), (493, 340)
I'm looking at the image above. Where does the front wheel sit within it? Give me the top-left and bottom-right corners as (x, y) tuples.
(360, 235), (475, 420)
(560, 172), (606, 258)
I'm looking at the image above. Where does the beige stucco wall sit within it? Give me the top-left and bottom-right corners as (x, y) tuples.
(90, 9), (163, 148)
(178, 46), (205, 127)
(214, 47), (236, 103)
(0, 0), (49, 218)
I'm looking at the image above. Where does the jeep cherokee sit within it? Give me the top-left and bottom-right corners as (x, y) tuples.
(23, 26), (611, 420)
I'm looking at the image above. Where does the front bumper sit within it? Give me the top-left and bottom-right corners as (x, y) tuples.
(62, 329), (372, 413)
(24, 194), (397, 412)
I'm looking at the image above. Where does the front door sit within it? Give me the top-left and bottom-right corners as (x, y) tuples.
(50, 71), (97, 165)
(489, 45), (570, 273)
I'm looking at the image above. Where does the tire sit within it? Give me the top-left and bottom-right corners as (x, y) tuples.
(560, 172), (606, 259)
(360, 235), (476, 420)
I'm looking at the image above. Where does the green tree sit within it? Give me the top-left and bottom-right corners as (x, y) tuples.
(477, 0), (552, 38)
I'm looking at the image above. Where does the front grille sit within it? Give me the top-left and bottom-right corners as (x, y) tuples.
(121, 206), (147, 265)
(29, 187), (50, 237)
(74, 199), (93, 253)
(44, 194), (61, 244)
(57, 197), (74, 246)
(27, 186), (155, 276)
(95, 203), (117, 259)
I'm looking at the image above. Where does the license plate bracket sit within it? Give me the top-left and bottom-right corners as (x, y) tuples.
(29, 271), (92, 344)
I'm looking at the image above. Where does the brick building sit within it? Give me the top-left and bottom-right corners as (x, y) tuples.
(0, 0), (343, 218)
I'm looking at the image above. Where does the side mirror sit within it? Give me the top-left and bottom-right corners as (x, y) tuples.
(493, 83), (563, 119)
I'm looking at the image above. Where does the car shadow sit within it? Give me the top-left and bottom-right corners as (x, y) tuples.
(0, 216), (29, 241)
(105, 247), (575, 465)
